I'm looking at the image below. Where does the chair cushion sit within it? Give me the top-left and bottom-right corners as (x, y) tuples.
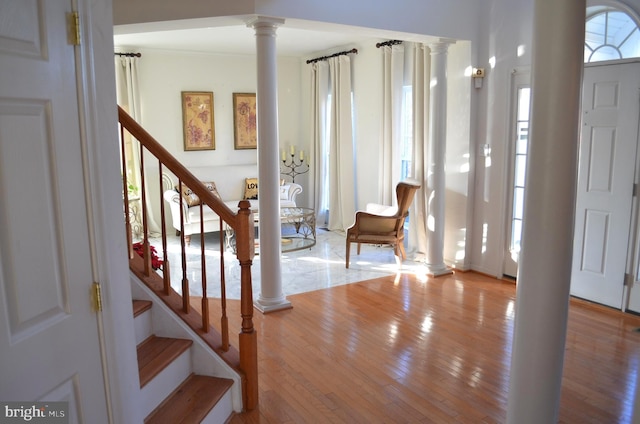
(365, 203), (397, 216)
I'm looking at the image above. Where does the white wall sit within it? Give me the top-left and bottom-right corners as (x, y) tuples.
(445, 40), (473, 269)
(113, 0), (255, 26)
(131, 49), (306, 219)
(469, 0), (535, 276)
(114, 0), (485, 42)
(136, 49), (302, 168)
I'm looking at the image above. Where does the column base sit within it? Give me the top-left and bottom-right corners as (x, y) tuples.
(254, 296), (292, 314)
(425, 263), (453, 277)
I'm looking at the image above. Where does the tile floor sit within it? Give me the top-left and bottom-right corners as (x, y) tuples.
(153, 228), (431, 300)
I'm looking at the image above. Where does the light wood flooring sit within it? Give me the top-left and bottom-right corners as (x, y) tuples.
(190, 271), (640, 423)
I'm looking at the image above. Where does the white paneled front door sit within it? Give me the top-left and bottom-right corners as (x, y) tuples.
(0, 1), (110, 421)
(570, 62), (640, 309)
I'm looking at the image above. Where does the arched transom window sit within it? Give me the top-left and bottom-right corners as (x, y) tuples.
(585, 6), (640, 62)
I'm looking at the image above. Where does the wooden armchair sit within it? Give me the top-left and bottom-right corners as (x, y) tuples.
(345, 180), (421, 268)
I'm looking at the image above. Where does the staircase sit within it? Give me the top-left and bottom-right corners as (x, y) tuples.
(119, 106), (259, 416)
(132, 295), (238, 423)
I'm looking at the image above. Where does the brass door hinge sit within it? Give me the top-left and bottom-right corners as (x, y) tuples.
(69, 11), (81, 46)
(92, 282), (102, 312)
(624, 273), (637, 287)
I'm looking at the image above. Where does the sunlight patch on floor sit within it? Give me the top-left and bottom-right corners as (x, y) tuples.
(155, 228), (436, 299)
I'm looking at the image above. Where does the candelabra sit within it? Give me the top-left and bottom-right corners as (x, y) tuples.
(280, 146), (309, 183)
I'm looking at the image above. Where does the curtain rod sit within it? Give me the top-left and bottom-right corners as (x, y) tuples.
(376, 40), (403, 48)
(306, 48), (357, 64)
(114, 52), (142, 57)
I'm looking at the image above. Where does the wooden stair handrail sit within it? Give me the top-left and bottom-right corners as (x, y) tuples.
(117, 105), (258, 410)
(117, 106), (240, 228)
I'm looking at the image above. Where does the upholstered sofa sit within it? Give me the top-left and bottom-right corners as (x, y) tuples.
(163, 164), (302, 243)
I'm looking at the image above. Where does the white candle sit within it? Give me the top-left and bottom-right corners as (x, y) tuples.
(290, 145), (295, 155)
(300, 150), (304, 161)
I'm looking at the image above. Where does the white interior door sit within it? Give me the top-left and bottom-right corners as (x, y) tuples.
(570, 62), (640, 309)
(0, 1), (109, 421)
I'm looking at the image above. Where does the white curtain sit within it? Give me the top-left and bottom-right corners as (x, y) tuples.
(380, 44), (405, 206)
(115, 55), (141, 191)
(407, 44), (431, 261)
(327, 55), (357, 232)
(310, 55), (357, 232)
(310, 61), (330, 227)
(115, 55), (162, 235)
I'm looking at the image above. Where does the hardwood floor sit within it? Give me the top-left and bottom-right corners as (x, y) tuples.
(190, 271), (640, 423)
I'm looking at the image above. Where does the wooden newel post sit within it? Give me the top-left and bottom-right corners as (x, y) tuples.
(236, 200), (258, 410)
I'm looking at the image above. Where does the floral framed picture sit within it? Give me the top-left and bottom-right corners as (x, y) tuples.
(181, 91), (215, 151)
(233, 93), (257, 150)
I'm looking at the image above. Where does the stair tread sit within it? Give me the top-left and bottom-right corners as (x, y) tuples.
(133, 299), (153, 317)
(137, 335), (193, 387)
(144, 374), (233, 424)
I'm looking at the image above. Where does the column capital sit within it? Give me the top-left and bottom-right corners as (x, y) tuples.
(246, 16), (285, 31)
(428, 38), (456, 54)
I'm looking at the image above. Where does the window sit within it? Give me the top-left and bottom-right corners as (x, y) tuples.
(510, 86), (531, 257)
(585, 6), (640, 62)
(400, 85), (413, 181)
(320, 94), (332, 213)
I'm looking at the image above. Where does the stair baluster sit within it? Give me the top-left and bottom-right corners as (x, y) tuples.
(118, 105), (258, 413)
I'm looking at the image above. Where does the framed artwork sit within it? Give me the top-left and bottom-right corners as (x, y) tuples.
(181, 91), (215, 151)
(233, 93), (257, 149)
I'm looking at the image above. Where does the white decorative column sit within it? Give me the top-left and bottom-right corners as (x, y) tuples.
(506, 0), (584, 422)
(425, 40), (454, 277)
(248, 17), (291, 313)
